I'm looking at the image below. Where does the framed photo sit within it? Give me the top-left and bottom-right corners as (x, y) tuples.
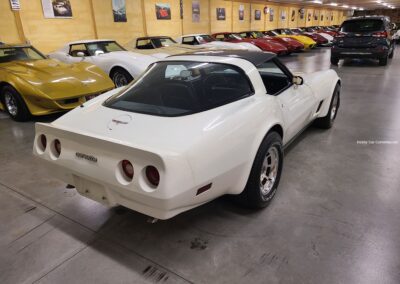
(291, 10), (295, 22)
(156, 3), (171, 20)
(281, 11), (286, 21)
(314, 10), (318, 21)
(269, 8), (274, 22)
(41, 0), (73, 18)
(254, 10), (261, 21)
(216, 7), (225, 21)
(192, 0), (200, 22)
(308, 12), (311, 22)
(239, 5), (244, 21)
(299, 8), (305, 20)
(112, 0), (127, 22)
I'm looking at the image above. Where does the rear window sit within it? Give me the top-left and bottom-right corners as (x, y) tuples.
(104, 61), (253, 116)
(341, 19), (384, 33)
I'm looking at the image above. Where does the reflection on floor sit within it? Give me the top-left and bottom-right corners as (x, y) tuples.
(1, 47), (400, 284)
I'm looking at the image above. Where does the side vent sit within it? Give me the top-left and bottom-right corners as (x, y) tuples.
(316, 100), (324, 113)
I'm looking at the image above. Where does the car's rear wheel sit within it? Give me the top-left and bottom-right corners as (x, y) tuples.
(330, 56), (339, 65)
(314, 84), (340, 129)
(379, 56), (388, 66)
(388, 46), (395, 59)
(1, 85), (30, 121)
(111, 68), (133, 87)
(238, 132), (283, 208)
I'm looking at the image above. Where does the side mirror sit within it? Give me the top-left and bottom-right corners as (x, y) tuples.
(293, 76), (304, 86)
(76, 51), (85, 57)
(95, 50), (104, 56)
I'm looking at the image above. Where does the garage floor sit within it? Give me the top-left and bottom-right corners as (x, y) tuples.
(1, 48), (400, 284)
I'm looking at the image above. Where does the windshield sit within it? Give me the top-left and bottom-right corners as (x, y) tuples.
(197, 35), (215, 43)
(341, 19), (384, 33)
(228, 34), (243, 40)
(152, 37), (176, 47)
(104, 61), (253, 116)
(0, 46), (46, 63)
(269, 31), (279, 36)
(252, 31), (264, 38)
(86, 41), (125, 55)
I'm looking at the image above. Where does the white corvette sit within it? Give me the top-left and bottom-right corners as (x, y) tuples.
(176, 34), (262, 51)
(33, 51), (341, 220)
(48, 40), (157, 87)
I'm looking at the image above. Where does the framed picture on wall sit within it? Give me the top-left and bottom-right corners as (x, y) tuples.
(239, 5), (244, 21)
(291, 10), (295, 22)
(41, 0), (73, 18)
(112, 0), (127, 22)
(156, 3), (171, 20)
(320, 14), (323, 21)
(308, 12), (311, 22)
(255, 10), (261, 21)
(281, 11), (286, 21)
(299, 8), (305, 20)
(314, 11), (318, 21)
(192, 0), (200, 22)
(269, 8), (274, 22)
(217, 8), (226, 21)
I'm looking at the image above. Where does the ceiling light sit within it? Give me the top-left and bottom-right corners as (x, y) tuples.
(330, 3), (338, 6)
(359, 7), (364, 10)
(351, 6), (357, 9)
(313, 0), (323, 4)
(342, 4), (349, 8)
(376, 0), (382, 3)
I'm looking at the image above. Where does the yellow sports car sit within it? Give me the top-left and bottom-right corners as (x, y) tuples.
(267, 29), (317, 49)
(0, 44), (114, 121)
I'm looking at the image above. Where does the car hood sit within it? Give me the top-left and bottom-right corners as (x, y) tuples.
(129, 44), (209, 56)
(101, 51), (158, 65)
(2, 59), (114, 99)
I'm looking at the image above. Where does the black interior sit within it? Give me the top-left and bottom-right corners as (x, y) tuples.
(259, 72), (291, 95)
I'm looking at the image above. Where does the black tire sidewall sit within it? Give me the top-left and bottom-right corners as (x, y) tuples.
(111, 68), (133, 87)
(1, 86), (30, 121)
(242, 132), (284, 208)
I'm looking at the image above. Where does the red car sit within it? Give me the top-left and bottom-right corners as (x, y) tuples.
(243, 31), (304, 53)
(310, 26), (338, 37)
(212, 32), (289, 55)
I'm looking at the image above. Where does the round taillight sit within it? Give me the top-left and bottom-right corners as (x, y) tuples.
(146, 166), (160, 187)
(122, 160), (134, 180)
(40, 134), (47, 150)
(54, 139), (61, 156)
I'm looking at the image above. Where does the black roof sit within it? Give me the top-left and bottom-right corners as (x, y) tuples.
(346, 16), (389, 21)
(169, 50), (276, 66)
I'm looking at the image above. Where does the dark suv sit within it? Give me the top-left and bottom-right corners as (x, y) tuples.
(331, 16), (396, 66)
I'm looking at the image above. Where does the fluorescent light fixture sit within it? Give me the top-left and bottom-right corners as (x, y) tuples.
(330, 2), (338, 6)
(313, 0), (323, 4)
(351, 6), (357, 9)
(359, 7), (364, 10)
(342, 4), (349, 8)
(376, 0), (382, 3)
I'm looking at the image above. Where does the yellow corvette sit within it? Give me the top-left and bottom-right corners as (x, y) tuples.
(267, 29), (317, 49)
(0, 44), (114, 121)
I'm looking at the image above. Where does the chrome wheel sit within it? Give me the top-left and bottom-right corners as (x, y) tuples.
(330, 93), (339, 121)
(113, 72), (128, 87)
(260, 147), (280, 195)
(4, 92), (18, 117)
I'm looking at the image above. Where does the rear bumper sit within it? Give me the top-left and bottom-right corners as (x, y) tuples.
(331, 45), (389, 59)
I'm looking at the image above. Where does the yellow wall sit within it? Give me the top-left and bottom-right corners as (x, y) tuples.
(0, 1), (21, 43)
(93, 0), (144, 45)
(18, 0), (95, 52)
(210, 0), (232, 33)
(2, 0), (346, 53)
(182, 0), (210, 35)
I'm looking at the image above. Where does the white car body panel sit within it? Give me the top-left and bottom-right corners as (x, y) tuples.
(33, 53), (340, 219)
(48, 39), (158, 79)
(176, 34), (262, 52)
(317, 32), (334, 42)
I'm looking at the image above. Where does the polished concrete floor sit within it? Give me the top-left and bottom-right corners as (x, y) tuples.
(1, 48), (400, 284)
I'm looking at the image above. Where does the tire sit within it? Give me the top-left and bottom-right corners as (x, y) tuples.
(1, 85), (30, 121)
(237, 132), (283, 208)
(330, 56), (339, 65)
(314, 84), (340, 129)
(379, 56), (388, 66)
(388, 46), (394, 59)
(111, 68), (133, 87)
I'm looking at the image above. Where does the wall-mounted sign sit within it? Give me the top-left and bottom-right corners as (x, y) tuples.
(269, 8), (274, 22)
(192, 0), (200, 22)
(9, 0), (20, 10)
(291, 9), (295, 22)
(239, 5), (244, 21)
(299, 8), (305, 20)
(156, 3), (171, 20)
(281, 11), (286, 22)
(112, 0), (127, 22)
(41, 0), (73, 18)
(255, 10), (261, 21)
(264, 6), (268, 15)
(217, 7), (225, 21)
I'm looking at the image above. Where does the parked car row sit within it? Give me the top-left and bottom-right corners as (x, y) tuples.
(0, 25), (340, 121)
